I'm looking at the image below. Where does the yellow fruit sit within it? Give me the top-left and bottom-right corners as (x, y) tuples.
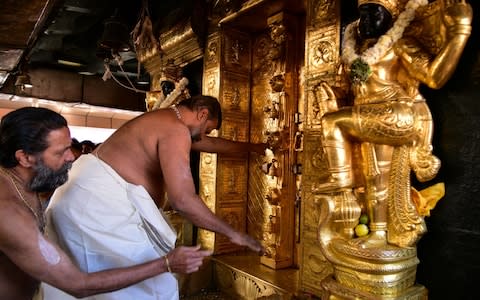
(359, 213), (369, 224)
(355, 224), (369, 237)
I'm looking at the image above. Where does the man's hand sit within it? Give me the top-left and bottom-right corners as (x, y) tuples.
(166, 245), (212, 274)
(229, 231), (265, 255)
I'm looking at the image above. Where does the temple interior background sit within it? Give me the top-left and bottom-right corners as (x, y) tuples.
(1, 0), (479, 299)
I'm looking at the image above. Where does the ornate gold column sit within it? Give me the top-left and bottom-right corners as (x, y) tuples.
(300, 0), (341, 295)
(249, 11), (301, 269)
(199, 3), (303, 269)
(198, 28), (253, 253)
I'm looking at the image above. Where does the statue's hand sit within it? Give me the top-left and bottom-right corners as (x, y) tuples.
(314, 81), (339, 114)
(441, 0), (472, 28)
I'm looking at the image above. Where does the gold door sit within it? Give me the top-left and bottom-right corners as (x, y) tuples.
(199, 6), (305, 270)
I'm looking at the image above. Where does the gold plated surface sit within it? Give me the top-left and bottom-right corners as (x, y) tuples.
(198, 151), (218, 251)
(198, 27), (254, 254)
(139, 0), (472, 298)
(304, 0), (472, 298)
(300, 0), (341, 295)
(212, 254), (298, 299)
(249, 11), (301, 270)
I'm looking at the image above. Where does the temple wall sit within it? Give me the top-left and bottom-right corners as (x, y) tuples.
(116, 0), (480, 297)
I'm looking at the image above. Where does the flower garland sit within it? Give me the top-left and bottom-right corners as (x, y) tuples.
(341, 0), (428, 84)
(152, 77), (189, 110)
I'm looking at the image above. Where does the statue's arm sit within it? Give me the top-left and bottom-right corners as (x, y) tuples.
(398, 0), (472, 89)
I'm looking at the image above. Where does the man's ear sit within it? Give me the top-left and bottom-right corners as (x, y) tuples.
(15, 150), (35, 168)
(198, 108), (209, 121)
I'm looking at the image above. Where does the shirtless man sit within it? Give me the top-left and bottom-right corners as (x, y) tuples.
(46, 95), (265, 299)
(0, 107), (211, 300)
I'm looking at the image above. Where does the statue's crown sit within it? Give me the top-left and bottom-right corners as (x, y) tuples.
(357, 0), (401, 18)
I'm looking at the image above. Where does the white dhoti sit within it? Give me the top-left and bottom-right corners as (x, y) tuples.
(42, 154), (178, 300)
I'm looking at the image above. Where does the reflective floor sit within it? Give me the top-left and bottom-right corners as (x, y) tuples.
(181, 290), (231, 299)
(180, 252), (300, 299)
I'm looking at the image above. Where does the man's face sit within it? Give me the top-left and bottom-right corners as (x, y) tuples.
(28, 127), (75, 192)
(29, 157), (72, 192)
(191, 109), (219, 142)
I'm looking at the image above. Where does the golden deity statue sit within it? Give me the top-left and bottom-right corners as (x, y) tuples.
(313, 0), (472, 297)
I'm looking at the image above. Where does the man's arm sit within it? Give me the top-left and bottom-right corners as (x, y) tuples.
(0, 198), (211, 298)
(192, 135), (267, 155)
(159, 127), (264, 254)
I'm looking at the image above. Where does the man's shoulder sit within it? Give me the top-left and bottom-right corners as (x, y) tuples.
(141, 110), (190, 137)
(0, 175), (16, 205)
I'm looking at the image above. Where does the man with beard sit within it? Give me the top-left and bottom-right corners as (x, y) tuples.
(0, 107), (211, 300)
(45, 95), (266, 299)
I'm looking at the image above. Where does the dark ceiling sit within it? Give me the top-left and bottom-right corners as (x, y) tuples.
(0, 0), (307, 94)
(0, 0), (209, 88)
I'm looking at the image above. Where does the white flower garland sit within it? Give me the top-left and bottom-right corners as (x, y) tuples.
(341, 0), (428, 83)
(153, 77), (189, 110)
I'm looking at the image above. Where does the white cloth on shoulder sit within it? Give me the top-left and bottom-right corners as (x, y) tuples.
(41, 154), (178, 300)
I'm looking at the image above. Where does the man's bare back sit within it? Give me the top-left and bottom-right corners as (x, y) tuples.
(94, 108), (189, 207)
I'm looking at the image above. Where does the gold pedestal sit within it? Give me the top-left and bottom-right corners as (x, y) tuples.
(330, 240), (419, 296)
(211, 254), (299, 299)
(322, 277), (428, 300)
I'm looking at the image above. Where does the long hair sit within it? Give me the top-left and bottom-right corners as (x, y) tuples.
(0, 107), (68, 168)
(177, 95), (222, 129)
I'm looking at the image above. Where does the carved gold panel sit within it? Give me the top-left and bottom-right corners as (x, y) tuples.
(216, 206), (246, 253)
(299, 116), (328, 286)
(214, 261), (285, 299)
(247, 154), (269, 243)
(223, 29), (251, 74)
(205, 33), (221, 71)
(220, 116), (249, 143)
(198, 152), (218, 250)
(308, 0), (337, 26)
(300, 230), (332, 294)
(252, 33), (276, 78)
(199, 32), (221, 251)
(221, 71), (250, 114)
(217, 158), (248, 202)
(301, 132), (328, 181)
(199, 152), (218, 210)
(203, 69), (220, 97)
(306, 26), (340, 76)
(300, 134), (333, 291)
(304, 75), (338, 130)
(300, 0), (341, 295)
(200, 29), (253, 255)
(301, 185), (323, 233)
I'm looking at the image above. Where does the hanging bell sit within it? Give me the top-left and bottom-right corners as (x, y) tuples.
(99, 13), (131, 52)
